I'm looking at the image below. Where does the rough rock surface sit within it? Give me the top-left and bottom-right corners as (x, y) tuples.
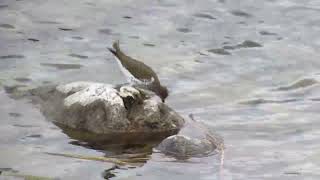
(157, 135), (216, 158)
(156, 116), (224, 158)
(34, 81), (184, 135)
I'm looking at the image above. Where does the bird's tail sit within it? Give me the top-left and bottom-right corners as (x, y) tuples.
(108, 47), (117, 56)
(108, 40), (121, 57)
(113, 40), (120, 51)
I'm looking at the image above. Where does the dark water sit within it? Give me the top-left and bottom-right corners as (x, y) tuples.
(1, 0), (320, 179)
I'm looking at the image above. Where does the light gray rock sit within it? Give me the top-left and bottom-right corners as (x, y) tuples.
(34, 81), (184, 136)
(57, 82), (129, 133)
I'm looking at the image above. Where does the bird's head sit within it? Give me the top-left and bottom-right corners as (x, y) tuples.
(157, 85), (168, 103)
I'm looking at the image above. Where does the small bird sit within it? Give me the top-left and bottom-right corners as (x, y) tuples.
(108, 41), (168, 102)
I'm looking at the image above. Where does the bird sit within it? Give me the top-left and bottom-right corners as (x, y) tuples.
(108, 41), (168, 102)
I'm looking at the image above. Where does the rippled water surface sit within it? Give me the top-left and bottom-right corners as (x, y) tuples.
(1, 0), (320, 179)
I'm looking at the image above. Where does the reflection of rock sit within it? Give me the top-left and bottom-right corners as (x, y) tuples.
(32, 81), (184, 141)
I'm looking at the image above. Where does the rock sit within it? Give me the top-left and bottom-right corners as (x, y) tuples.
(59, 82), (129, 133)
(157, 135), (216, 158)
(156, 115), (224, 158)
(30, 81), (184, 142)
(9, 82), (223, 158)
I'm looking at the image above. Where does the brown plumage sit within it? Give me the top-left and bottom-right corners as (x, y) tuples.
(108, 41), (168, 102)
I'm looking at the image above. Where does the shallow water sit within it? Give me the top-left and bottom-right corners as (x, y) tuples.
(1, 0), (320, 179)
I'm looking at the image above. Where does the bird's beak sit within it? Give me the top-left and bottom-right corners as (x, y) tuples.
(162, 99), (165, 103)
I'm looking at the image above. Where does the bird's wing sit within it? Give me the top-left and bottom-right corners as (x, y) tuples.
(138, 77), (155, 86)
(122, 57), (159, 83)
(107, 41), (161, 85)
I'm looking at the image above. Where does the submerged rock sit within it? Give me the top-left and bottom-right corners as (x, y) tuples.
(156, 114), (224, 158)
(157, 135), (216, 158)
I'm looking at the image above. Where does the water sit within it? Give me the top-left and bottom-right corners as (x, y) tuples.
(1, 0), (320, 179)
